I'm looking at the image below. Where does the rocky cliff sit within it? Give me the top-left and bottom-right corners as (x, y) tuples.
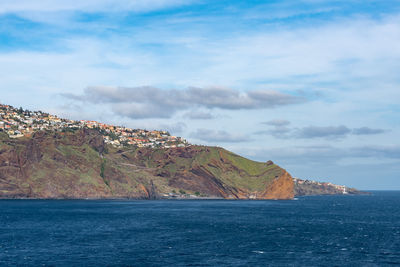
(0, 129), (294, 199)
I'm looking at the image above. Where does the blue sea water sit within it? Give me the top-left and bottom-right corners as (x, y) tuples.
(0, 191), (400, 266)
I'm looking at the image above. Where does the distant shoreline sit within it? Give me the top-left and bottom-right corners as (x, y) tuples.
(0, 193), (381, 201)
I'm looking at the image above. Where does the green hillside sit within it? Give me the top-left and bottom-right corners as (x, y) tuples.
(0, 129), (294, 199)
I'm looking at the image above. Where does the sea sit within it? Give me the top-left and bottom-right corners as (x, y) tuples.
(0, 191), (399, 266)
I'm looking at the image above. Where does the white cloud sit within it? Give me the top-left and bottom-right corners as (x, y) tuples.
(2, 13), (400, 97)
(205, 15), (400, 88)
(0, 0), (190, 14)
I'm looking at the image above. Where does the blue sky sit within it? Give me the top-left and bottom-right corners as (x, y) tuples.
(1, 0), (399, 189)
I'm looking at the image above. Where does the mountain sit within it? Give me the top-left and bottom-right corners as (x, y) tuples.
(0, 129), (294, 199)
(0, 103), (366, 200)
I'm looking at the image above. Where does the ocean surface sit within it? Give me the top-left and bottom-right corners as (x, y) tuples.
(1, 191), (400, 266)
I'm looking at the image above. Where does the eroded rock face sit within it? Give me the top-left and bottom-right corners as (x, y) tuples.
(0, 130), (294, 199)
(259, 171), (294, 199)
(128, 146), (294, 200)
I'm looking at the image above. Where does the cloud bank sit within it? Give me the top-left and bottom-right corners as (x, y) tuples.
(353, 127), (387, 135)
(183, 110), (214, 120)
(63, 86), (304, 119)
(296, 125), (351, 139)
(258, 121), (387, 139)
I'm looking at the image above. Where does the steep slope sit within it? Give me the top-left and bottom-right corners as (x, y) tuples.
(107, 145), (294, 199)
(0, 129), (294, 199)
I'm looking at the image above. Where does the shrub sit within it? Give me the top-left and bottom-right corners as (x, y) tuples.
(179, 189), (186, 195)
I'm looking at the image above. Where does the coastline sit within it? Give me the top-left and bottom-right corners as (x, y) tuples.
(0, 193), (375, 201)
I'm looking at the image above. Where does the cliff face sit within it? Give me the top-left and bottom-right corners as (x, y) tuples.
(0, 130), (294, 199)
(259, 171), (294, 199)
(0, 129), (112, 198)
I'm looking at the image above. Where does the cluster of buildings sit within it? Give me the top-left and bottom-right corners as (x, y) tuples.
(293, 178), (348, 194)
(0, 104), (189, 148)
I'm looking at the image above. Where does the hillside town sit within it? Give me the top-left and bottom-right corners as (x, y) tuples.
(0, 103), (189, 148)
(293, 178), (348, 194)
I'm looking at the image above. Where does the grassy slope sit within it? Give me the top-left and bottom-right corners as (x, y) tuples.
(0, 130), (289, 198)
(118, 146), (286, 194)
(193, 147), (283, 192)
(28, 142), (110, 197)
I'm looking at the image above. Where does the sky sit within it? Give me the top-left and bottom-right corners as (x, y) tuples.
(0, 0), (399, 189)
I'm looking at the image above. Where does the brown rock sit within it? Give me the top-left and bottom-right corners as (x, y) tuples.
(259, 170), (294, 199)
